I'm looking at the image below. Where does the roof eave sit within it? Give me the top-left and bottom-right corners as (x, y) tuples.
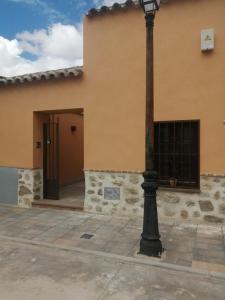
(0, 67), (83, 87)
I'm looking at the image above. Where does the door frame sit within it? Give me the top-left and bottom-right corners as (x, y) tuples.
(43, 115), (60, 200)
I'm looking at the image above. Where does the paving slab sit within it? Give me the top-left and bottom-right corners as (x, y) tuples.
(98, 259), (225, 300)
(0, 205), (224, 276)
(0, 239), (225, 300)
(0, 240), (119, 300)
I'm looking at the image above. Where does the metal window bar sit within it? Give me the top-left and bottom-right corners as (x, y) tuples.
(154, 120), (199, 189)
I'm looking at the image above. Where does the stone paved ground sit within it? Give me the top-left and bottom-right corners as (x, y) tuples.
(1, 239), (225, 300)
(0, 205), (224, 275)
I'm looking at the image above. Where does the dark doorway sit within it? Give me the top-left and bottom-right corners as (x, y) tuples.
(43, 115), (60, 199)
(36, 110), (85, 210)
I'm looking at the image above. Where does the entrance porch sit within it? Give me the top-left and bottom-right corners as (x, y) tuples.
(32, 181), (85, 210)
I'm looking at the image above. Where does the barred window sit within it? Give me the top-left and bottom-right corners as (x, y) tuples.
(154, 121), (200, 189)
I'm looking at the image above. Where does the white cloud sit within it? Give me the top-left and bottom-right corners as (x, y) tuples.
(17, 23), (83, 60)
(0, 23), (83, 77)
(0, 1), (127, 77)
(94, 0), (125, 7)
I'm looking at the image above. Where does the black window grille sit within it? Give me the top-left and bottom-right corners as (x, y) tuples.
(154, 120), (200, 189)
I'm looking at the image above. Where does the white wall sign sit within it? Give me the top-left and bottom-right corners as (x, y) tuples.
(201, 29), (214, 51)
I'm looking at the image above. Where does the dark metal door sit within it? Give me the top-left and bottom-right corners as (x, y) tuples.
(43, 115), (59, 200)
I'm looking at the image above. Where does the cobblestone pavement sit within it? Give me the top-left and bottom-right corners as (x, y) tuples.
(0, 205), (224, 275)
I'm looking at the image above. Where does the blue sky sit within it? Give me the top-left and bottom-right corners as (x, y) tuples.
(0, 0), (123, 76)
(0, 0), (94, 39)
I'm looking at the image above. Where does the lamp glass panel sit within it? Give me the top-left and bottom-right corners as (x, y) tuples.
(144, 3), (154, 12)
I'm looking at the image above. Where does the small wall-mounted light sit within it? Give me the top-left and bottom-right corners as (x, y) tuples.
(201, 29), (214, 52)
(70, 125), (77, 133)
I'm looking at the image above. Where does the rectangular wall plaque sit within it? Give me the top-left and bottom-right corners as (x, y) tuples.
(201, 29), (214, 51)
(104, 187), (120, 201)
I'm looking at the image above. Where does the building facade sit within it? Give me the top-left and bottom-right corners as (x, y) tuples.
(0, 0), (225, 224)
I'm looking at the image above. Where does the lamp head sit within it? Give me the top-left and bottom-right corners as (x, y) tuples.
(139, 0), (160, 15)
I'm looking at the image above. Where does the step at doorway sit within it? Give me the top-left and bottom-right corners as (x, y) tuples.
(33, 181), (85, 211)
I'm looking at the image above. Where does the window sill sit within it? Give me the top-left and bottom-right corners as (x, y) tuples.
(158, 187), (201, 194)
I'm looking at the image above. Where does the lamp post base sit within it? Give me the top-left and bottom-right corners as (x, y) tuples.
(139, 170), (163, 258)
(140, 236), (163, 257)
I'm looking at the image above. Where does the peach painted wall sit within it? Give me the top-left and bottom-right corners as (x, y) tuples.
(0, 0), (224, 175)
(84, 0), (225, 174)
(0, 78), (86, 169)
(83, 7), (146, 172)
(58, 113), (84, 185)
(154, 0), (225, 174)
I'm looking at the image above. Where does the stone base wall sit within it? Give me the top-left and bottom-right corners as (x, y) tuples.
(84, 171), (225, 224)
(18, 169), (43, 208)
(84, 171), (144, 216)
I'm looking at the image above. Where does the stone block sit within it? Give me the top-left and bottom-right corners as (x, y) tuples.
(125, 188), (139, 195)
(91, 197), (100, 203)
(19, 186), (32, 196)
(95, 205), (102, 212)
(193, 211), (200, 218)
(181, 210), (188, 219)
(162, 193), (180, 204)
(202, 183), (212, 190)
(89, 176), (97, 182)
(97, 189), (103, 196)
(24, 174), (31, 181)
(186, 200), (195, 207)
(213, 178), (221, 183)
(125, 198), (140, 205)
(164, 208), (176, 217)
(214, 191), (221, 200)
(219, 204), (225, 214)
(204, 215), (224, 223)
(200, 192), (210, 198)
(34, 172), (41, 182)
(98, 174), (105, 180)
(87, 190), (95, 195)
(118, 174), (126, 179)
(112, 180), (123, 186)
(199, 200), (214, 212)
(129, 174), (140, 184)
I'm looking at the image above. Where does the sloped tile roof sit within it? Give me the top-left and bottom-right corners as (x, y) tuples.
(87, 0), (140, 17)
(87, 0), (169, 17)
(0, 66), (83, 87)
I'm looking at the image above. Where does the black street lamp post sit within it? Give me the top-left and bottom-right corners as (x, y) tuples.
(139, 0), (163, 257)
